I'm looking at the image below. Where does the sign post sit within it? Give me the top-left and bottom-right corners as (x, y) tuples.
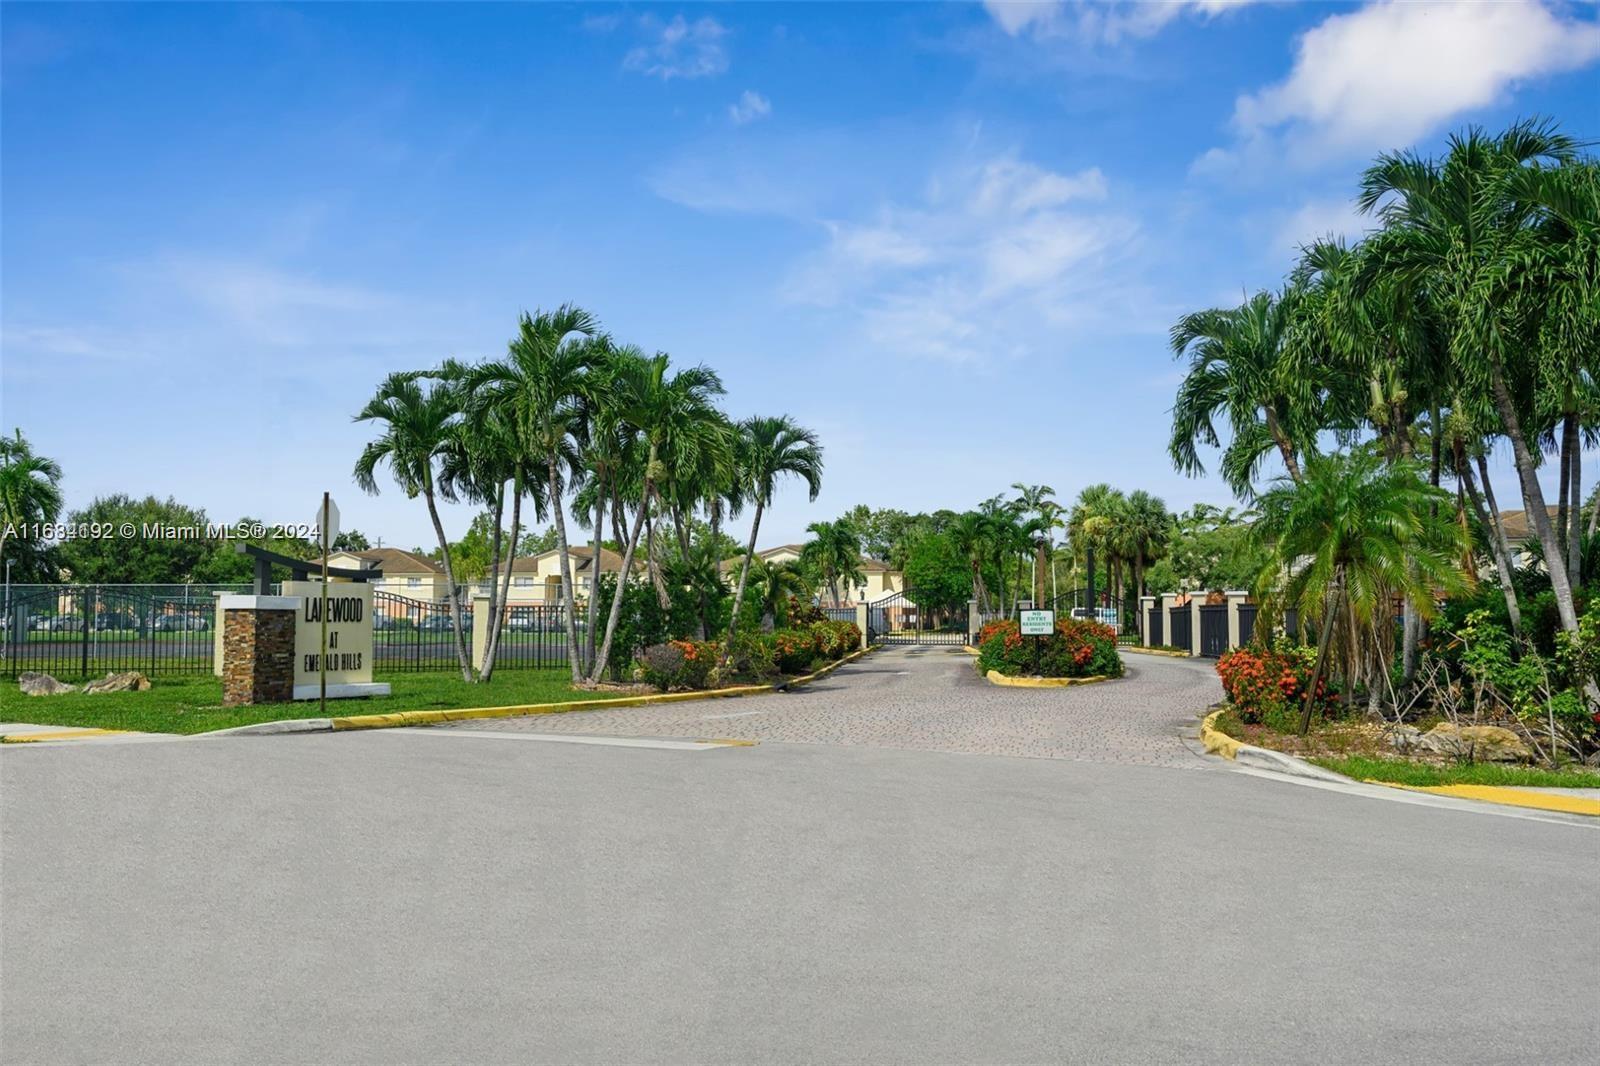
(1018, 608), (1055, 677)
(315, 494), (340, 718)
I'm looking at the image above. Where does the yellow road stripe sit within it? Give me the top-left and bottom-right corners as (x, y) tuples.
(1370, 781), (1600, 817)
(1, 728), (132, 744)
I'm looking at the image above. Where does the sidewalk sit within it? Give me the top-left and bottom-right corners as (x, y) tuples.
(0, 722), (169, 746)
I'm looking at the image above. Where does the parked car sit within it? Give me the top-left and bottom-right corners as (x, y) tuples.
(37, 615), (83, 632)
(95, 611), (137, 632)
(154, 615), (209, 632)
(419, 614), (470, 632)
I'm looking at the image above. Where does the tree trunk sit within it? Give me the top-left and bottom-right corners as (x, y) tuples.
(1264, 405), (1303, 482)
(1476, 452), (1515, 570)
(488, 479), (522, 675)
(478, 482), (506, 682)
(1489, 364), (1577, 632)
(1299, 568), (1343, 735)
(646, 504), (670, 611)
(1034, 540), (1047, 606)
(421, 482), (474, 683)
(1557, 415), (1572, 571)
(1566, 412), (1582, 586)
(590, 488), (652, 683)
(585, 475), (606, 673)
(723, 499), (765, 661)
(547, 456), (583, 684)
(1458, 442), (1522, 634)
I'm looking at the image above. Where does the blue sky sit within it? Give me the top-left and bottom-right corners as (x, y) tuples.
(4, 1), (1599, 551)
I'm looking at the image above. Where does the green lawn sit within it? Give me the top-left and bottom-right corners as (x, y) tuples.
(1309, 754), (1600, 790)
(0, 668), (617, 736)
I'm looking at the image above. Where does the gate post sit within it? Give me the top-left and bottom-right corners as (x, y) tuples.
(471, 595), (490, 672)
(1138, 596), (1156, 646)
(855, 602), (869, 651)
(1225, 590), (1249, 652)
(967, 598), (979, 647)
(1190, 595), (1204, 657)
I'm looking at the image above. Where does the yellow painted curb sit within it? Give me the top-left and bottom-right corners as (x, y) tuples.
(330, 646), (877, 732)
(1200, 709), (1243, 759)
(983, 669), (1114, 688)
(1121, 647), (1192, 658)
(0, 728), (133, 744)
(1367, 781), (1600, 817)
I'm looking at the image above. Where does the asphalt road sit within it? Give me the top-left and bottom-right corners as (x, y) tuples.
(2, 653), (1596, 1064)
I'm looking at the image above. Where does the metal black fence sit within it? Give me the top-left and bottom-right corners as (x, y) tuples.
(372, 591), (474, 673)
(821, 607), (857, 624)
(1167, 605), (1192, 652)
(1199, 604), (1228, 657)
(2, 583), (247, 679)
(1237, 603), (1258, 647)
(488, 604), (576, 671)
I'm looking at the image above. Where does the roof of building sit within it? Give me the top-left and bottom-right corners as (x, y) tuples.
(334, 547), (443, 575)
(1498, 507), (1561, 542)
(495, 545), (640, 575)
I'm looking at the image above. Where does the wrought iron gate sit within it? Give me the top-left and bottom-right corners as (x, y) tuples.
(1146, 604), (1163, 646)
(867, 591), (968, 645)
(1237, 603), (1258, 647)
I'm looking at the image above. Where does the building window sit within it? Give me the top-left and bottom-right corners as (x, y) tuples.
(406, 577), (422, 588)
(515, 577), (533, 588)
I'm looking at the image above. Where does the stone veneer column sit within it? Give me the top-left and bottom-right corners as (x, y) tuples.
(220, 594), (298, 706)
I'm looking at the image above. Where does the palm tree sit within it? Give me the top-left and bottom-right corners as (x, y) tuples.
(948, 510), (994, 612)
(1169, 288), (1318, 496)
(1124, 490), (1170, 603)
(1253, 448), (1467, 731)
(725, 416), (823, 653)
(1010, 482), (1056, 606)
(802, 519), (862, 607)
(746, 558), (808, 629)
(0, 429), (63, 569)
(587, 353), (727, 683)
(353, 373), (475, 682)
(468, 306), (598, 682)
(1358, 119), (1583, 632)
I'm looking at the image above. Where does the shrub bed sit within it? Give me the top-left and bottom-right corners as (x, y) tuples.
(636, 619), (862, 692)
(976, 618), (1123, 680)
(1215, 642), (1337, 729)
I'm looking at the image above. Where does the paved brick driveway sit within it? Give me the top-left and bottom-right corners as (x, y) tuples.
(438, 646), (1224, 768)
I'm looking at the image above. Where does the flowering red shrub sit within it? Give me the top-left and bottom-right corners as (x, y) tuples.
(976, 618), (1123, 679)
(1216, 645), (1336, 723)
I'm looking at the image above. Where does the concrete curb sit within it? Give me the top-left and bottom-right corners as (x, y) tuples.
(1121, 647), (1193, 658)
(204, 718), (334, 736)
(196, 646), (880, 737)
(983, 669), (1116, 688)
(1199, 709), (1348, 783)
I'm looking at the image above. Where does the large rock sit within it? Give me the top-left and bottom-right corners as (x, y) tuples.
(83, 671), (151, 695)
(1418, 722), (1531, 763)
(1387, 725), (1424, 752)
(19, 672), (77, 696)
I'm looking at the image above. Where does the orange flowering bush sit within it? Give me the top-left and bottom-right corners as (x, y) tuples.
(1216, 644), (1335, 724)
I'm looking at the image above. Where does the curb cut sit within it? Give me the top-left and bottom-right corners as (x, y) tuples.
(1199, 708), (1348, 783)
(204, 718), (334, 736)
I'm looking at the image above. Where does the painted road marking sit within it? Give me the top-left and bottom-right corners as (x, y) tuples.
(389, 729), (754, 751)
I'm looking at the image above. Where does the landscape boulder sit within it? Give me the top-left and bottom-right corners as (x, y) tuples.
(19, 672), (77, 697)
(1418, 722), (1530, 763)
(1386, 725), (1424, 752)
(83, 671), (152, 695)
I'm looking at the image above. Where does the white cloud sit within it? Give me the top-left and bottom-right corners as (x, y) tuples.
(982, 0), (1258, 44)
(728, 90), (771, 125)
(1230, 1), (1600, 158)
(623, 15), (729, 80)
(781, 154), (1139, 363)
(1273, 197), (1370, 256)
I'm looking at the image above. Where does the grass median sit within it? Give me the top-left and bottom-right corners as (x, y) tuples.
(1307, 754), (1600, 790)
(0, 669), (613, 736)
